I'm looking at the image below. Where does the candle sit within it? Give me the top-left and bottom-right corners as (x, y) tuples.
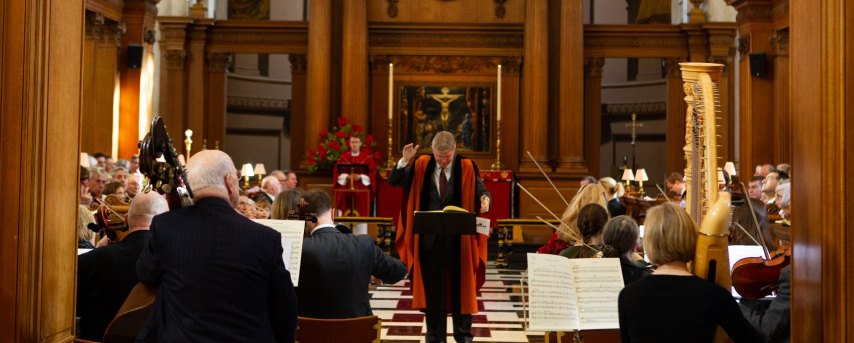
(388, 63), (394, 120)
(497, 64), (502, 121)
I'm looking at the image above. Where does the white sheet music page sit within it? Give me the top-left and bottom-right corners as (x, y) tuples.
(254, 219), (305, 286)
(568, 258), (623, 330)
(526, 253), (578, 331)
(475, 217), (490, 236)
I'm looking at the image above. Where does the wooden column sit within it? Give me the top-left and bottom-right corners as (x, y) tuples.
(289, 54), (308, 169)
(790, 0), (854, 340)
(305, 0), (332, 167)
(157, 17), (192, 142)
(582, 57), (604, 178)
(185, 19), (212, 148)
(118, 0), (158, 159)
(341, 0), (368, 128)
(0, 0), (83, 340)
(82, 12), (119, 155)
(771, 29), (790, 165)
(665, 57), (687, 175)
(520, 0), (549, 172)
(206, 53), (230, 152)
(729, 0), (775, 177)
(705, 24), (738, 163)
(557, 0), (586, 173)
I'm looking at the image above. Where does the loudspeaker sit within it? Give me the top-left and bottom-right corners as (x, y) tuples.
(127, 44), (143, 69)
(749, 52), (767, 77)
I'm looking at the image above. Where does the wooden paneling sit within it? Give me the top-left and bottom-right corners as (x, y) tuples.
(790, 0), (853, 340)
(368, 23), (524, 57)
(556, 0), (586, 173)
(1, 0), (83, 341)
(519, 0), (548, 172)
(86, 0), (124, 22)
(305, 0), (332, 168)
(205, 20), (308, 54)
(341, 0), (369, 128)
(366, 0), (525, 24)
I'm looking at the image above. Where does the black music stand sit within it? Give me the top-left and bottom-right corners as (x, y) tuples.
(413, 211), (477, 236)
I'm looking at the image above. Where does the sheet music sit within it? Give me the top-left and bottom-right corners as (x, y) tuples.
(526, 253), (578, 331)
(568, 258), (623, 330)
(728, 245), (766, 298)
(254, 219), (305, 286)
(476, 217), (490, 236)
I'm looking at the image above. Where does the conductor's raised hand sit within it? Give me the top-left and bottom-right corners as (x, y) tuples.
(401, 143), (420, 164)
(480, 194), (490, 213)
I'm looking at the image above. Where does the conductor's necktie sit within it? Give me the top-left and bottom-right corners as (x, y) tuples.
(439, 167), (449, 199)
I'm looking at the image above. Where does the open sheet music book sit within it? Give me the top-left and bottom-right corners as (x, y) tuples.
(254, 219), (305, 286)
(526, 253), (624, 332)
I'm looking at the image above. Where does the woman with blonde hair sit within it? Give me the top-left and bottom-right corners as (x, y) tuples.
(599, 177), (626, 217)
(618, 202), (761, 342)
(77, 205), (97, 249)
(271, 189), (303, 220)
(537, 183), (609, 254)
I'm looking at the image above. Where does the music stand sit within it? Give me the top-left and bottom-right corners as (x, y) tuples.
(413, 211), (477, 236)
(335, 163), (369, 216)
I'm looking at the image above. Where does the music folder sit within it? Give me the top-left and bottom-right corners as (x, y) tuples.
(413, 210), (476, 236)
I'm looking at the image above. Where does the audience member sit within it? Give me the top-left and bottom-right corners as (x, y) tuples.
(271, 189), (303, 220)
(601, 215), (650, 285)
(759, 163), (776, 177)
(88, 168), (108, 201)
(270, 170), (288, 191)
(600, 177), (626, 217)
(748, 175), (764, 200)
(618, 202), (761, 342)
(255, 201), (271, 219)
(259, 175), (282, 205)
(559, 204), (609, 259)
(76, 191), (168, 341)
(111, 167), (129, 188)
(537, 183), (608, 254)
(579, 175), (598, 187)
(129, 154), (141, 175)
(76, 205), (96, 249)
(776, 163), (791, 177)
(284, 170), (299, 190)
(296, 190), (407, 318)
(126, 173), (141, 200)
(80, 166), (93, 207)
(104, 156), (115, 173)
(136, 150), (297, 342)
(762, 172), (782, 205)
(776, 183), (791, 219)
(93, 152), (106, 168)
(236, 196), (257, 219)
(103, 181), (126, 201)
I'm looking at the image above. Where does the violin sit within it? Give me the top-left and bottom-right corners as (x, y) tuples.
(729, 182), (791, 300)
(287, 198), (318, 222)
(92, 195), (130, 241)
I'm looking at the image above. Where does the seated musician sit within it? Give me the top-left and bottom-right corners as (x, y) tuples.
(665, 172), (687, 206)
(76, 191), (168, 341)
(730, 197), (777, 251)
(296, 189), (407, 318)
(618, 202), (761, 342)
(740, 265), (791, 342)
(600, 177), (627, 217)
(76, 205), (97, 249)
(537, 183), (608, 254)
(271, 189), (303, 220)
(559, 204), (609, 259)
(601, 215), (651, 285)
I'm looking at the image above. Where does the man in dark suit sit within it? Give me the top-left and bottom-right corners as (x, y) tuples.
(296, 189), (407, 318)
(389, 131), (490, 343)
(136, 150), (297, 343)
(76, 191), (168, 341)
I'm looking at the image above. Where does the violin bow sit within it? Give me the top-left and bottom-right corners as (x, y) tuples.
(739, 182), (771, 259)
(93, 197), (128, 224)
(734, 222), (763, 247)
(655, 184), (672, 202)
(517, 183), (598, 251)
(526, 151), (570, 207)
(535, 216), (600, 253)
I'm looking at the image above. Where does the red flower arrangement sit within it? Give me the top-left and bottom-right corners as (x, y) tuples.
(307, 116), (380, 173)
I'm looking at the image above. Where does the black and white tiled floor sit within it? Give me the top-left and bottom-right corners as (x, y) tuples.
(369, 263), (545, 342)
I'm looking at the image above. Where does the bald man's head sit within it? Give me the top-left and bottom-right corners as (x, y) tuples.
(186, 150), (240, 207)
(127, 191), (169, 230)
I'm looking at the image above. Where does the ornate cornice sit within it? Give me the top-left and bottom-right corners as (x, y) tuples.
(735, 4), (773, 25)
(771, 29), (789, 57)
(737, 35), (750, 59)
(387, 0), (399, 18)
(584, 57), (605, 77)
(163, 50), (186, 70)
(207, 53), (232, 73)
(85, 12), (105, 40)
(370, 55), (520, 75)
(227, 95), (289, 113)
(288, 54), (307, 73)
(605, 101), (667, 116)
(206, 22), (308, 53)
(771, 1), (789, 22)
(494, 0), (507, 19)
(369, 27), (523, 51)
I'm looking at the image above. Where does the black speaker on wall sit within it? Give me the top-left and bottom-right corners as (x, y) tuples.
(749, 52), (767, 77)
(127, 44), (143, 69)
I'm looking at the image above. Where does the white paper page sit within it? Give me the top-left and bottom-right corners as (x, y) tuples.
(568, 258), (624, 330)
(728, 245), (767, 298)
(254, 219), (305, 286)
(475, 217), (491, 236)
(526, 253), (578, 332)
(77, 248), (92, 255)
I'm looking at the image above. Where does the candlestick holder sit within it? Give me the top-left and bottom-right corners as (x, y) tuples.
(386, 117), (395, 169)
(491, 119), (505, 170)
(184, 129), (193, 158)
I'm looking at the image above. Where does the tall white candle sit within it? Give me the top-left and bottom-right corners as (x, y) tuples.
(497, 64), (502, 121)
(388, 63), (394, 120)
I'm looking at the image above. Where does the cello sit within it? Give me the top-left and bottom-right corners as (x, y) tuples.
(100, 117), (192, 343)
(730, 182), (790, 300)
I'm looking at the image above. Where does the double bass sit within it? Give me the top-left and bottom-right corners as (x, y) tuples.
(101, 117), (192, 343)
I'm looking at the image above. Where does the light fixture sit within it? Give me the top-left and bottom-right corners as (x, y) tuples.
(621, 168), (635, 188)
(184, 129), (194, 158)
(717, 168), (726, 185)
(724, 161), (736, 177)
(241, 163), (255, 189)
(254, 163), (266, 186)
(635, 168), (649, 195)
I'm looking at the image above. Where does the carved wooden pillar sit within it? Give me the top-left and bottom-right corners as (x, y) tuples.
(206, 53), (231, 151)
(582, 57), (604, 178)
(729, 0), (775, 177)
(157, 17), (192, 142)
(118, 0), (158, 159)
(186, 19), (212, 148)
(290, 54), (308, 168)
(557, 0), (586, 173)
(665, 57), (687, 175)
(520, 0), (549, 172)
(305, 0), (332, 167)
(0, 0), (83, 339)
(706, 24), (738, 163)
(771, 29), (790, 165)
(341, 0), (368, 128)
(82, 12), (121, 155)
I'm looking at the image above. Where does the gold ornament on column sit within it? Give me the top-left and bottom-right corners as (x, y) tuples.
(386, 63), (396, 169)
(491, 64), (505, 170)
(184, 129), (193, 158)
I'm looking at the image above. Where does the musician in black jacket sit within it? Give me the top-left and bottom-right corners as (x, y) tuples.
(296, 189), (407, 318)
(136, 150), (297, 343)
(76, 191), (168, 341)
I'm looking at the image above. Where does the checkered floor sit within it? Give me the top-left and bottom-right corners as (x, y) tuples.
(369, 263), (546, 342)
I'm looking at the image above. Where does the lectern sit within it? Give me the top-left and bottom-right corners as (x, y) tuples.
(413, 210), (477, 236)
